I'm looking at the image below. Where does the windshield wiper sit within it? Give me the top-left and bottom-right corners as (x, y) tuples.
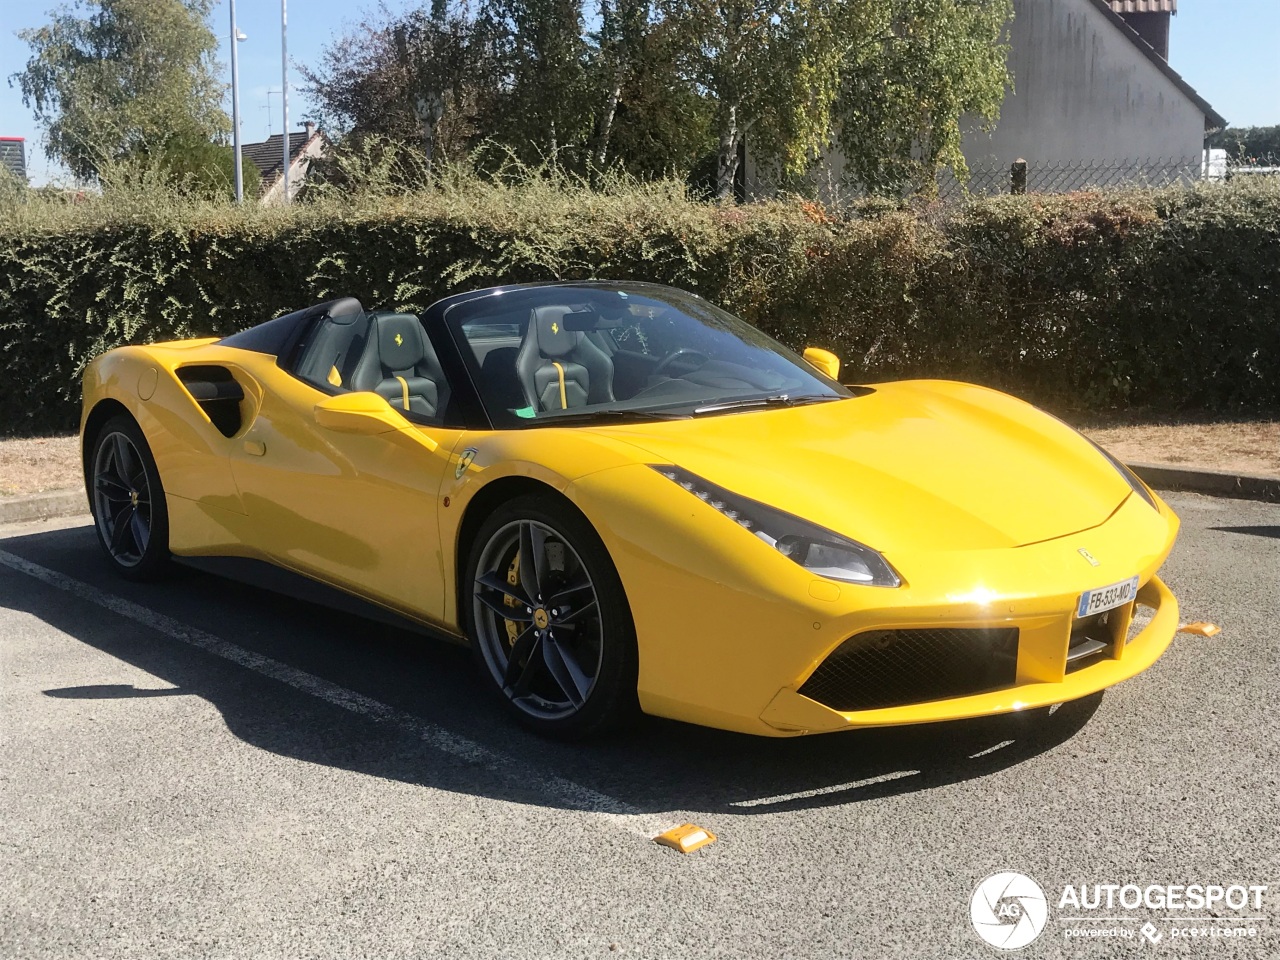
(692, 394), (841, 415)
(524, 409), (691, 427)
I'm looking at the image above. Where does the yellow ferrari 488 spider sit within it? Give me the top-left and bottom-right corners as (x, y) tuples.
(81, 282), (1180, 738)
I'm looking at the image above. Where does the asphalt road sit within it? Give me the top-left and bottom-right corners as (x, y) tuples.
(1, 492), (1277, 960)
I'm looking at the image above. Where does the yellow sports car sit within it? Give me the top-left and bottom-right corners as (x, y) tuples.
(81, 281), (1180, 738)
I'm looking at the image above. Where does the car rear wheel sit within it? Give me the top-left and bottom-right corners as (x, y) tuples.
(466, 494), (638, 739)
(89, 416), (171, 581)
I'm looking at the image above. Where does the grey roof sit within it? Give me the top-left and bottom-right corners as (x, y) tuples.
(0, 139), (26, 181)
(1089, 0), (1225, 131)
(241, 132), (312, 182)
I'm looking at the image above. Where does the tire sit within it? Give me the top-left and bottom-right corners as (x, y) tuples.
(465, 493), (639, 739)
(88, 415), (172, 581)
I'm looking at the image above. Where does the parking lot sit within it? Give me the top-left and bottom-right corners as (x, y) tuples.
(1, 491), (1277, 959)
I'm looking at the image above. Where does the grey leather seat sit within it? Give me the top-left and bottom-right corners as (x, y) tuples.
(349, 313), (448, 418)
(515, 306), (615, 411)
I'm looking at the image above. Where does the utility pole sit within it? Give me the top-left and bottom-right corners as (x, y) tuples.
(230, 0), (245, 202)
(281, 0), (290, 203)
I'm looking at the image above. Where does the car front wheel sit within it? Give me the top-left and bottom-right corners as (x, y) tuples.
(466, 494), (638, 739)
(89, 415), (171, 581)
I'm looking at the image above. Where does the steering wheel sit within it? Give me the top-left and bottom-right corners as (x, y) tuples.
(652, 348), (710, 378)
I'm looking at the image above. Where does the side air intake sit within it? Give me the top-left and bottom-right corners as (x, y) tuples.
(176, 366), (246, 438)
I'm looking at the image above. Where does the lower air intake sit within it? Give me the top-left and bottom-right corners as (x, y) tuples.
(798, 628), (1019, 712)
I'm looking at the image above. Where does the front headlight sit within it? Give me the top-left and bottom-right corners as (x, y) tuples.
(651, 465), (901, 587)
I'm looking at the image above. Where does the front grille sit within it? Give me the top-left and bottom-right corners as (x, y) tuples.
(1066, 612), (1113, 672)
(798, 628), (1019, 712)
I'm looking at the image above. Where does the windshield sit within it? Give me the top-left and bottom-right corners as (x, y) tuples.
(446, 284), (851, 428)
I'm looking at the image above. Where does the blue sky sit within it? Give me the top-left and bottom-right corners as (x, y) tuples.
(3, 0), (1278, 185)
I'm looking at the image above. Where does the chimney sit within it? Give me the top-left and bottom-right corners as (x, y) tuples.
(303, 121), (316, 140)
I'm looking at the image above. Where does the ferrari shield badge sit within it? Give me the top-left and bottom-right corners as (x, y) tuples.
(455, 447), (478, 479)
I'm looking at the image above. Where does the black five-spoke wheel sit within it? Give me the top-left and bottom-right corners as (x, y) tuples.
(90, 416), (170, 580)
(467, 495), (637, 738)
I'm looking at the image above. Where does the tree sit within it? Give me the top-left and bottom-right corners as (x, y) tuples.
(1209, 126), (1280, 165)
(657, 0), (851, 198)
(832, 0), (1013, 194)
(302, 2), (477, 178)
(586, 0), (714, 176)
(11, 0), (228, 181)
(478, 0), (594, 165)
(661, 0), (1012, 198)
(150, 131), (261, 201)
(393, 2), (473, 174)
(589, 0), (648, 166)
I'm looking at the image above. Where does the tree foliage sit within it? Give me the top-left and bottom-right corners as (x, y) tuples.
(301, 0), (1015, 197)
(474, 0), (595, 164)
(147, 131), (261, 201)
(1209, 126), (1280, 165)
(833, 0), (1013, 195)
(11, 0), (228, 180)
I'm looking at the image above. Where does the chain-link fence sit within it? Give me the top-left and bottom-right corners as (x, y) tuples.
(742, 154), (1280, 206)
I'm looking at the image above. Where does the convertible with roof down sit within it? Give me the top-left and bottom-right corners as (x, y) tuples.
(81, 281), (1181, 738)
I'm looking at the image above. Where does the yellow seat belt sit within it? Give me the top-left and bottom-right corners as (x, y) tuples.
(551, 362), (568, 409)
(394, 375), (410, 411)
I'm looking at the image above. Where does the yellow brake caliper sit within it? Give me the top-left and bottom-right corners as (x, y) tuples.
(503, 550), (522, 648)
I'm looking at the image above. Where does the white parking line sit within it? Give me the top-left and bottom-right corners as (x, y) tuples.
(729, 770), (919, 808)
(0, 548), (684, 842)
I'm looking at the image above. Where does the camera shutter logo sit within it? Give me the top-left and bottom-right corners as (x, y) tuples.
(971, 872), (1048, 950)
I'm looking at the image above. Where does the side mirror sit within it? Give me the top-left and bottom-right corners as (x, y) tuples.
(314, 392), (402, 435)
(803, 347), (840, 381)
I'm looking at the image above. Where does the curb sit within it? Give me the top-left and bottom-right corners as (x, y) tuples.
(0, 462), (1276, 528)
(0, 489), (88, 525)
(1128, 462), (1280, 504)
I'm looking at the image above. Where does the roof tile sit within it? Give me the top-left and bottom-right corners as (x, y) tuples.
(1108, 1), (1176, 13)
(241, 132), (311, 180)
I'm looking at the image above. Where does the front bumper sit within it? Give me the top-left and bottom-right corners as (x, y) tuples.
(569, 464), (1181, 738)
(759, 575), (1178, 733)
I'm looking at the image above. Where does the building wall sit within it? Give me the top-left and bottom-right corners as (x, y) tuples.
(961, 0), (1205, 166)
(0, 139), (26, 182)
(260, 137), (327, 205)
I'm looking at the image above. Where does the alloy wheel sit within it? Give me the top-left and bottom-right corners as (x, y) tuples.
(472, 519), (604, 720)
(92, 431), (153, 568)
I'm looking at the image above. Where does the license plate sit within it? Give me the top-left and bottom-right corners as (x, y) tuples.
(1077, 576), (1139, 618)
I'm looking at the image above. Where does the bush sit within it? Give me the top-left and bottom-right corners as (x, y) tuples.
(1, 170), (1277, 435)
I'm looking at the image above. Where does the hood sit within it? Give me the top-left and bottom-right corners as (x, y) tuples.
(589, 381), (1132, 553)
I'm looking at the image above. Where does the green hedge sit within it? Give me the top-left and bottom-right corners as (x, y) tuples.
(1, 178), (1278, 435)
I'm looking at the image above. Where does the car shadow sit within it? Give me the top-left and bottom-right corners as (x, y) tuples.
(1210, 526), (1280, 540)
(3, 523), (1103, 819)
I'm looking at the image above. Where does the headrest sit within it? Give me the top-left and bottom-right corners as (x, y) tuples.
(373, 314), (426, 369)
(530, 306), (581, 358)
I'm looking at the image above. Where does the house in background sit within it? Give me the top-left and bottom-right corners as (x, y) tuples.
(242, 121), (328, 204)
(0, 138), (27, 183)
(745, 0), (1225, 197)
(958, 0), (1225, 178)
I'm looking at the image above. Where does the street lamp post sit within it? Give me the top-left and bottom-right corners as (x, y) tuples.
(229, 0), (245, 203)
(281, 0), (290, 203)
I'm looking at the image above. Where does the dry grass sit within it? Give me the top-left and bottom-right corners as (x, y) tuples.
(0, 436), (81, 497)
(0, 421), (1276, 498)
(1083, 421), (1280, 478)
